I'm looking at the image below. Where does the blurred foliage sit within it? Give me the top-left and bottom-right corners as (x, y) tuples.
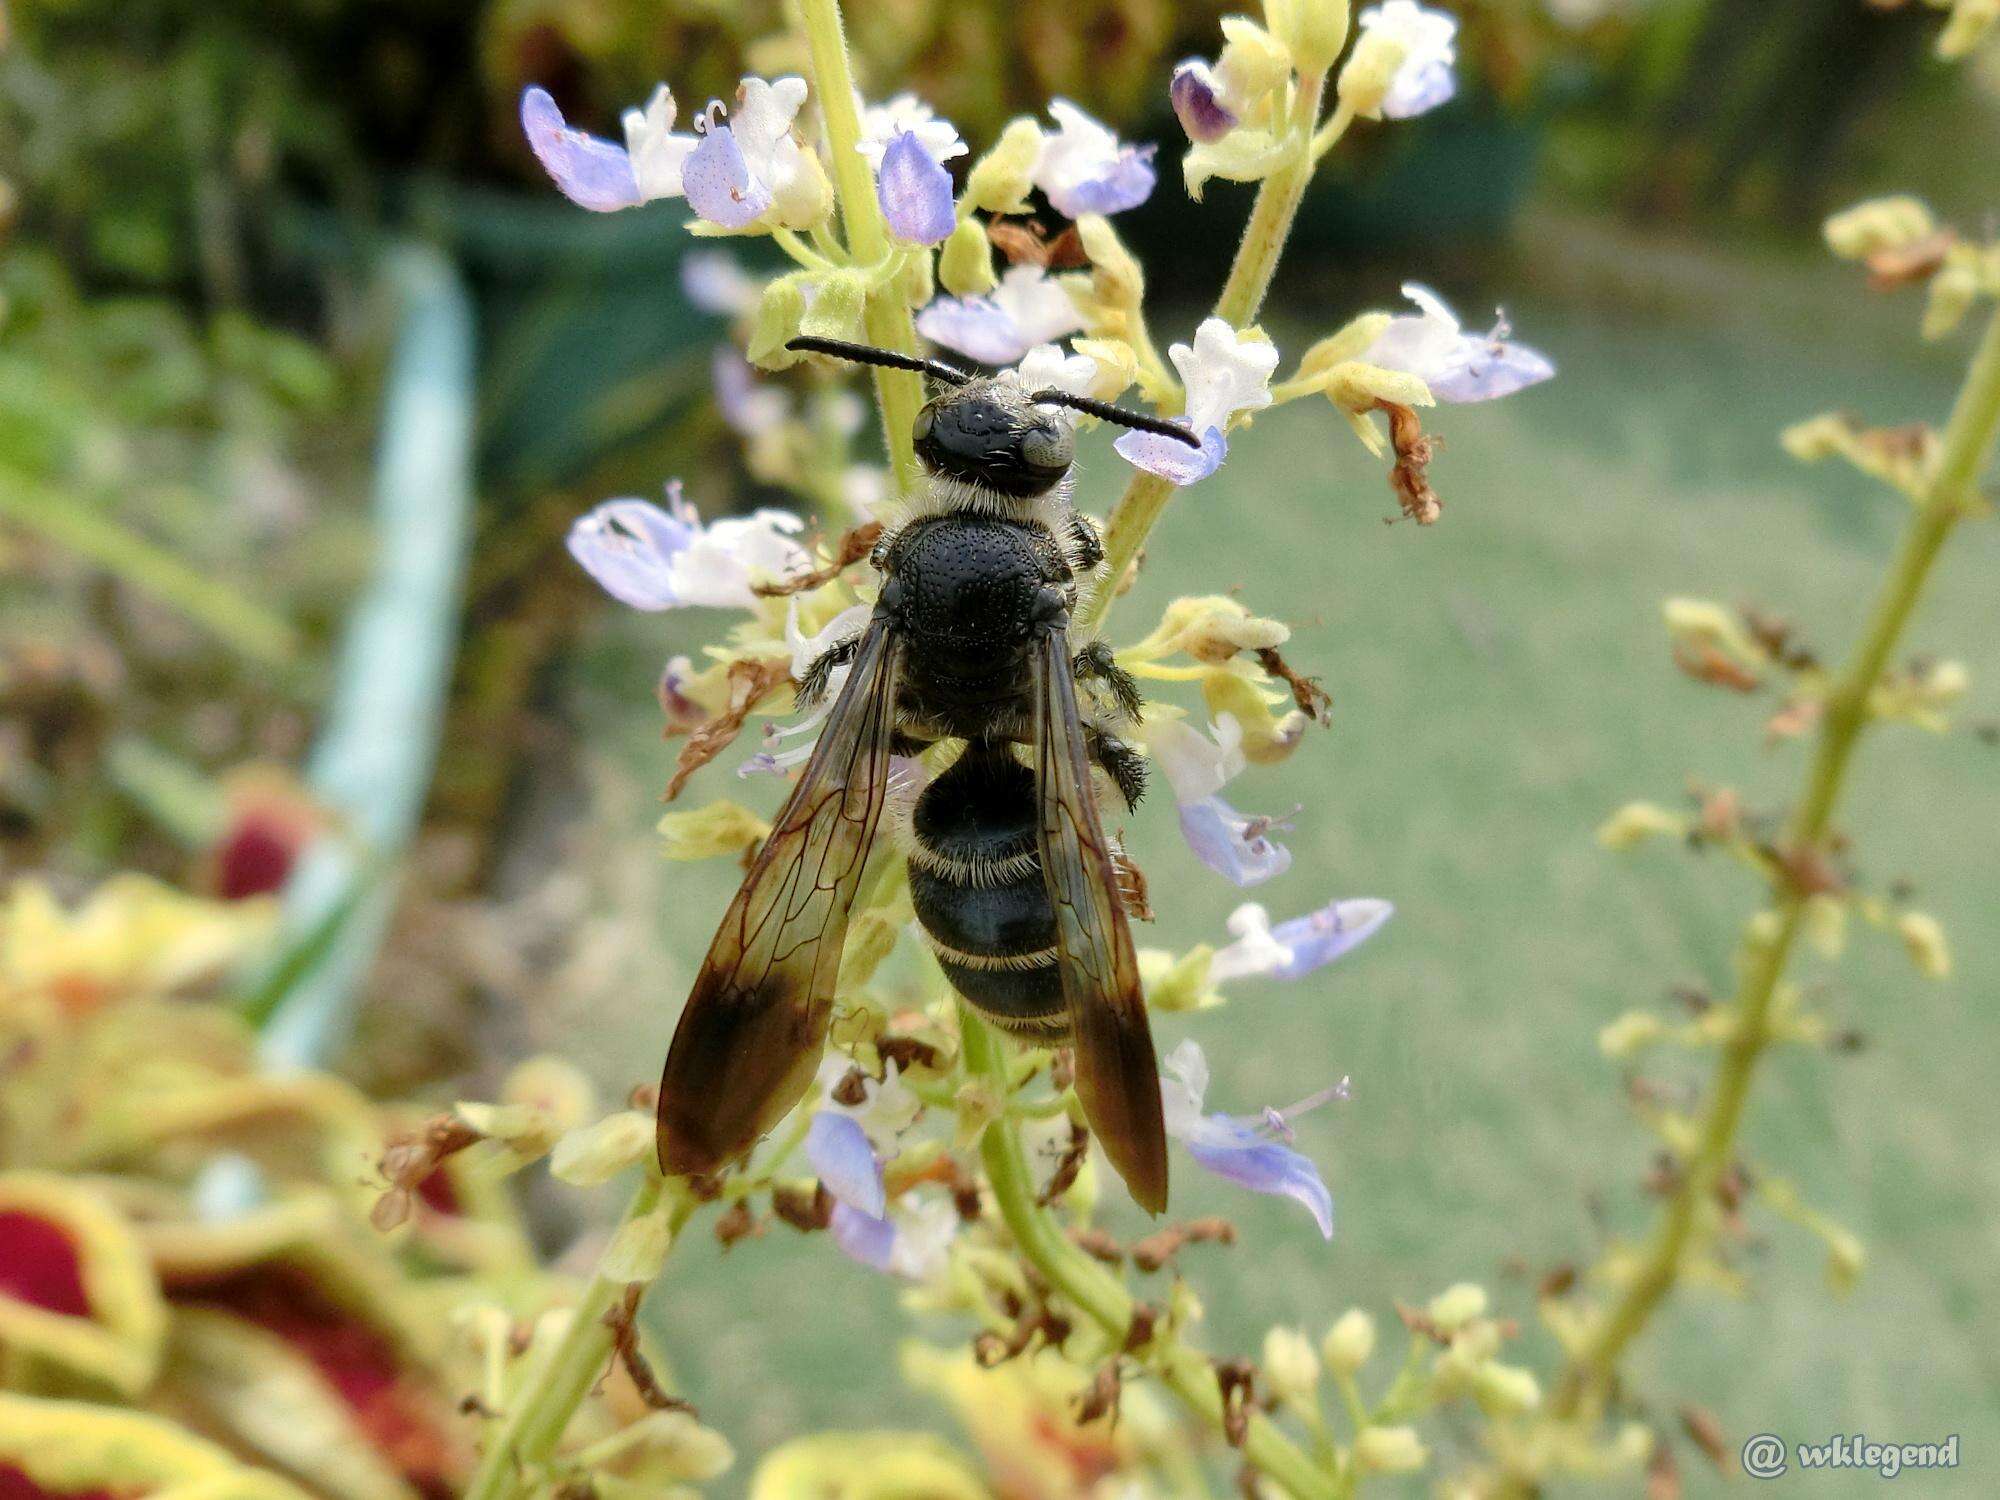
(0, 244), (366, 880)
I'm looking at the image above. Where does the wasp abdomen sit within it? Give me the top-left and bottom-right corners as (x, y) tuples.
(907, 745), (1067, 1039)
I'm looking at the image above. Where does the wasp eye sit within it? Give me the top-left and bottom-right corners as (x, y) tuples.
(1021, 422), (1073, 474)
(912, 406), (935, 441)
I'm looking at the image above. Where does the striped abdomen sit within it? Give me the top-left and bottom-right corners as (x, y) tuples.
(907, 745), (1067, 1039)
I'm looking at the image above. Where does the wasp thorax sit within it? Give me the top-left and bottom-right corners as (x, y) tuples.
(913, 380), (1074, 497)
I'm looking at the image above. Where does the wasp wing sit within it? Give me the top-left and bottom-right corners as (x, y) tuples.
(1032, 626), (1169, 1213)
(657, 620), (903, 1177)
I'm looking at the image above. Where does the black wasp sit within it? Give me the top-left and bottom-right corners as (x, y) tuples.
(654, 335), (1202, 1212)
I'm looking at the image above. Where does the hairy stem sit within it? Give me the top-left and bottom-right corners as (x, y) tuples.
(464, 1177), (688, 1500)
(1081, 73), (1332, 633)
(797, 0), (925, 496)
(962, 1008), (1340, 1499)
(1553, 303), (2000, 1416)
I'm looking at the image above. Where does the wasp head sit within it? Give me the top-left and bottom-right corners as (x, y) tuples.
(913, 381), (1075, 498)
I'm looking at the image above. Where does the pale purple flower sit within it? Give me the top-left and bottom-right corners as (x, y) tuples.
(1179, 798), (1294, 886)
(681, 250), (761, 316)
(1364, 284), (1554, 403)
(916, 265), (1085, 366)
(1171, 60), (1240, 143)
(1357, 2), (1459, 119)
(806, 1111), (886, 1217)
(712, 346), (791, 436)
(1114, 318), (1277, 485)
(524, 76), (819, 228)
(1209, 898), (1395, 984)
(1162, 1040), (1343, 1238)
(683, 105), (772, 229)
(1145, 714), (1294, 887)
(1034, 100), (1157, 217)
(858, 93), (968, 170)
(566, 483), (808, 611)
(829, 1196), (958, 1279)
(876, 130), (956, 245)
(520, 87), (645, 212)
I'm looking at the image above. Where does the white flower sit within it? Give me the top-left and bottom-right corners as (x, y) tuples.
(1114, 318), (1278, 485)
(1012, 342), (1098, 396)
(1033, 100), (1158, 217)
(916, 265), (1087, 366)
(1363, 283), (1555, 403)
(858, 92), (968, 169)
(1355, 2), (1459, 119)
(623, 84), (698, 201)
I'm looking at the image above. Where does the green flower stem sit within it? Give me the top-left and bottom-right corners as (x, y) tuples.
(1080, 73), (1331, 634)
(961, 1007), (1339, 1500)
(464, 1176), (690, 1500)
(798, 0), (925, 496)
(1553, 302), (2000, 1418)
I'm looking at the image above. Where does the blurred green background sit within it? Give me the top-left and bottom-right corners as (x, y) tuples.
(5, 0), (1999, 1490)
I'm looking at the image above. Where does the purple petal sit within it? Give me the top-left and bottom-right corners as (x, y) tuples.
(1114, 423), (1226, 486)
(806, 1112), (886, 1217)
(1045, 145), (1157, 217)
(565, 498), (694, 610)
(1176, 795), (1293, 887)
(915, 297), (1031, 366)
(1185, 1128), (1334, 1238)
(521, 87), (644, 212)
(1171, 62), (1238, 143)
(828, 1201), (899, 1271)
(683, 122), (772, 228)
(877, 130), (956, 245)
(1426, 339), (1555, 403)
(1267, 899), (1394, 979)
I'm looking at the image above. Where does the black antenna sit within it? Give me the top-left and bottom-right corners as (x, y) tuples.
(786, 336), (972, 386)
(1029, 389), (1204, 448)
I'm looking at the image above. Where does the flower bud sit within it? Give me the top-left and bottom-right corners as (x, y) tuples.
(1803, 893), (1848, 959)
(1823, 195), (1938, 260)
(1896, 911), (1952, 980)
(1598, 1009), (1664, 1059)
(1321, 1308), (1376, 1372)
(1139, 944), (1222, 1012)
(1270, 0), (1351, 75)
(622, 1410), (735, 1482)
(550, 1111), (654, 1186)
(964, 119), (1044, 215)
(1076, 215), (1145, 318)
(1072, 336), (1141, 400)
(899, 248), (934, 310)
(938, 218), (997, 297)
(1937, 0), (1998, 61)
(658, 800), (770, 861)
(602, 1202), (677, 1281)
(1337, 32), (1409, 119)
(746, 273), (810, 368)
(1318, 360), (1433, 413)
(1426, 1282), (1487, 1333)
(1473, 1361), (1542, 1416)
(1263, 1326), (1322, 1400)
(1219, 17), (1297, 102)
(800, 269), (869, 345)
(1294, 313), (1394, 385)
(1595, 802), (1686, 851)
(1921, 255), (1980, 341)
(1824, 1226), (1866, 1294)
(1353, 1425), (1428, 1474)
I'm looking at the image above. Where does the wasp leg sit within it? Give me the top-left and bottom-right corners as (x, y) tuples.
(1085, 723), (1147, 812)
(1072, 639), (1143, 723)
(797, 636), (861, 709)
(1066, 514), (1105, 573)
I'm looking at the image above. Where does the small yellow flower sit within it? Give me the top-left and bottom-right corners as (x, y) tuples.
(1354, 1423), (1428, 1473)
(1321, 1308), (1376, 1373)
